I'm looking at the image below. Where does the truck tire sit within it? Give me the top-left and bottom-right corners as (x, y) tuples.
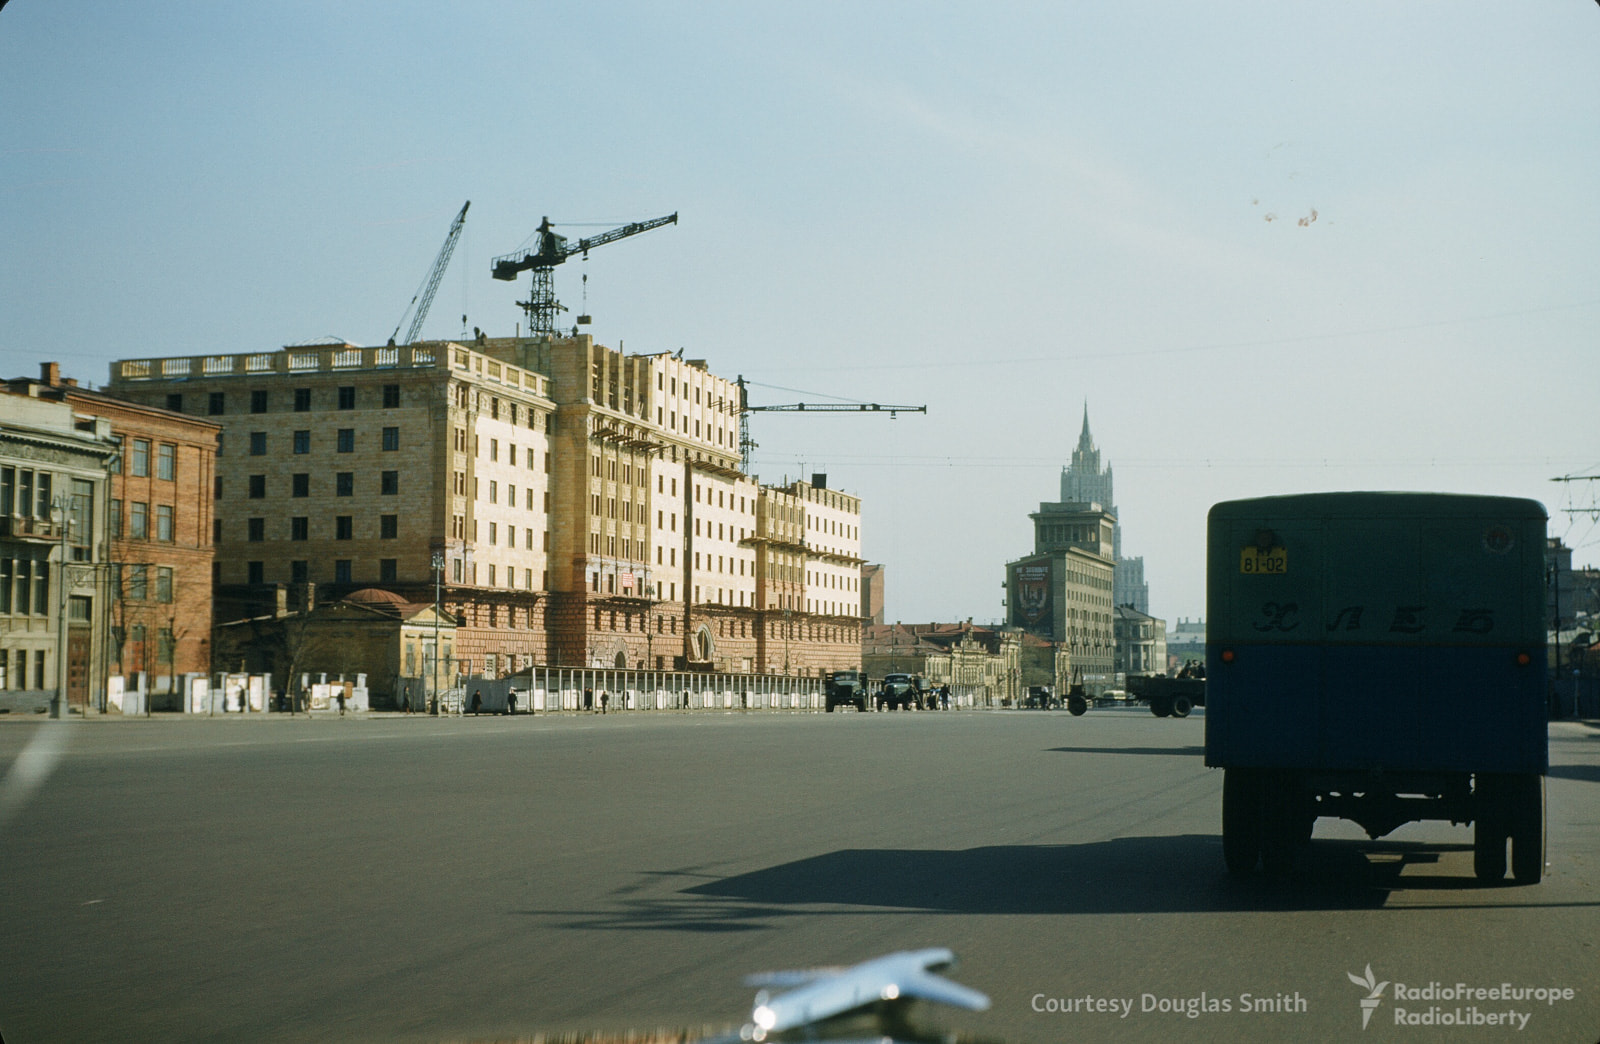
(1171, 696), (1193, 718)
(1509, 774), (1545, 885)
(1473, 775), (1508, 884)
(1068, 697), (1088, 716)
(1222, 768), (1262, 876)
(1259, 777), (1308, 877)
(1151, 700), (1172, 718)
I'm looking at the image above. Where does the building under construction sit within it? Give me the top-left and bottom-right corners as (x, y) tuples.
(106, 333), (865, 693)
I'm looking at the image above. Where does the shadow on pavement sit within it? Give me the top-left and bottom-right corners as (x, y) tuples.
(1547, 763), (1600, 784)
(526, 834), (1598, 933)
(1048, 745), (1205, 757)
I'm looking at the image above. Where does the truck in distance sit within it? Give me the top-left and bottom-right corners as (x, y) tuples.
(1204, 492), (1548, 883)
(825, 670), (868, 712)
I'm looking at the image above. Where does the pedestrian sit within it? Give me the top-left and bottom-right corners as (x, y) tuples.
(403, 685), (412, 714)
(471, 689), (483, 715)
(584, 688), (593, 712)
(600, 690), (608, 715)
(507, 690), (517, 716)
(337, 689), (346, 716)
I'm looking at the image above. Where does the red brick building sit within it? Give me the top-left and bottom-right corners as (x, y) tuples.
(10, 365), (219, 698)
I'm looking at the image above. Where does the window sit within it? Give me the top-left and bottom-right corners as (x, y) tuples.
(128, 564), (148, 601)
(336, 473), (353, 497)
(109, 499), (122, 536)
(292, 473), (309, 498)
(130, 502), (149, 539)
(383, 384), (400, 408)
(334, 560), (352, 584)
(337, 429), (354, 453)
(379, 558), (397, 582)
(156, 567), (173, 604)
(293, 430), (310, 454)
(131, 439), (150, 477)
(335, 516), (353, 540)
(208, 392), (225, 416)
(489, 481), (497, 505)
(249, 475), (266, 499)
(212, 519), (222, 543)
(294, 388), (311, 412)
(248, 518), (265, 542)
(291, 517), (308, 541)
(247, 561), (264, 584)
(489, 439), (498, 462)
(382, 426), (399, 451)
(249, 432), (267, 456)
(338, 386), (356, 409)
(251, 390), (268, 414)
(157, 444), (175, 481)
(166, 393), (183, 412)
(290, 560), (308, 583)
(380, 515), (397, 539)
(381, 471), (398, 495)
(156, 504), (173, 541)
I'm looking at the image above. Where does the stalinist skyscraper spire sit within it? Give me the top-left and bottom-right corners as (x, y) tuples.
(1058, 403), (1147, 612)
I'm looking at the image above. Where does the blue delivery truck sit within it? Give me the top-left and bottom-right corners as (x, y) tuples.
(1204, 493), (1548, 883)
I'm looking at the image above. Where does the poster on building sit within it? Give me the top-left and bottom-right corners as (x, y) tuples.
(1009, 557), (1053, 636)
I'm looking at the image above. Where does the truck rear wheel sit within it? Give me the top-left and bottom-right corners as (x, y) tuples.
(1171, 696), (1193, 718)
(1068, 697), (1088, 716)
(1509, 774), (1545, 885)
(1222, 769), (1263, 876)
(1474, 775), (1509, 884)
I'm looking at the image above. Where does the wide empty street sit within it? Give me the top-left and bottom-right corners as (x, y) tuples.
(1, 709), (1596, 1043)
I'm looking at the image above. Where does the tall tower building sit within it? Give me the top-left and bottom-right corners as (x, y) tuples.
(1058, 405), (1147, 613)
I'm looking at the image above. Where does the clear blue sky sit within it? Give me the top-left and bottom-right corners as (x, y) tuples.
(4, 2), (1597, 625)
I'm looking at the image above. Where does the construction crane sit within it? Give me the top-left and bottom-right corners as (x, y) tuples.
(491, 212), (677, 337)
(389, 201), (469, 345)
(731, 375), (927, 475)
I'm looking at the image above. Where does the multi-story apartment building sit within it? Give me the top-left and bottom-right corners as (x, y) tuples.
(1004, 499), (1117, 690)
(9, 365), (220, 700)
(1113, 604), (1167, 678)
(108, 334), (864, 679)
(0, 377), (117, 713)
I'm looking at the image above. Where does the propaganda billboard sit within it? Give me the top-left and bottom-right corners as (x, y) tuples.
(1009, 556), (1054, 637)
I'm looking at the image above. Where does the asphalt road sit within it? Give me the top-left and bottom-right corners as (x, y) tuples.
(1, 708), (1596, 1044)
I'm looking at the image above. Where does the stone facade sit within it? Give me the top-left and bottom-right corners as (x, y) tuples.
(862, 622), (1022, 706)
(1113, 604), (1167, 678)
(0, 377), (118, 712)
(1004, 500), (1117, 691)
(18, 370), (220, 694)
(108, 335), (864, 680)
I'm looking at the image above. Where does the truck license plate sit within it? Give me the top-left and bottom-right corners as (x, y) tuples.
(1240, 547), (1287, 574)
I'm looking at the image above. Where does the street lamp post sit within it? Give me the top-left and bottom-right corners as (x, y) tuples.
(431, 550), (444, 716)
(52, 497), (71, 719)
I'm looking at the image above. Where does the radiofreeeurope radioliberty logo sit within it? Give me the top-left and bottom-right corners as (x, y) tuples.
(1344, 963), (1576, 1032)
(1347, 964), (1389, 1029)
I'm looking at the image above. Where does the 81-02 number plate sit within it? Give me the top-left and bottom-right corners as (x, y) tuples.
(1240, 547), (1287, 574)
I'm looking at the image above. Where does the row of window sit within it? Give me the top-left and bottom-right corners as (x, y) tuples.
(110, 500), (174, 542)
(0, 466), (52, 517)
(220, 471), (401, 500)
(110, 439), (178, 481)
(242, 427), (397, 456)
(179, 384), (404, 416)
(0, 649), (49, 690)
(238, 515), (400, 542)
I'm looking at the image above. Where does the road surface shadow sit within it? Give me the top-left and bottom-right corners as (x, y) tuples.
(1048, 745), (1205, 757)
(1547, 763), (1600, 784)
(525, 835), (1597, 933)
